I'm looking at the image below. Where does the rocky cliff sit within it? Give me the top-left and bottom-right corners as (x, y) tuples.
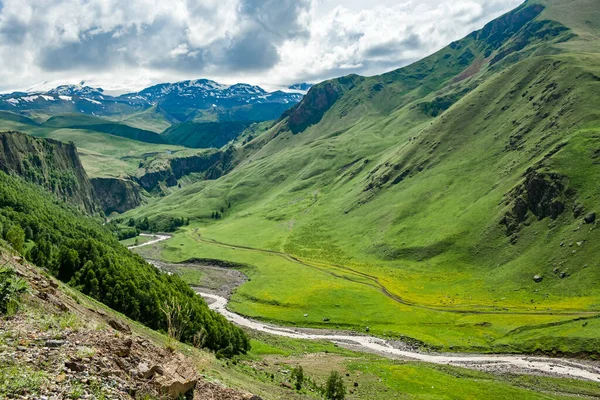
(91, 177), (142, 214)
(0, 131), (98, 213)
(136, 149), (232, 192)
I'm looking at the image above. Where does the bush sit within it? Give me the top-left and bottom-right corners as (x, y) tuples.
(324, 371), (345, 400)
(0, 266), (29, 316)
(5, 225), (25, 253)
(291, 365), (304, 390)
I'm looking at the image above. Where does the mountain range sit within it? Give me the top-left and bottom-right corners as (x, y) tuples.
(0, 79), (303, 124)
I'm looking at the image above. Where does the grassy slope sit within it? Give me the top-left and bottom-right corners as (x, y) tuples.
(42, 114), (167, 144)
(126, 0), (600, 353)
(163, 121), (253, 148)
(104, 105), (174, 133)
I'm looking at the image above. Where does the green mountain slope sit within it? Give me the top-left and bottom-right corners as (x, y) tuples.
(163, 121), (255, 148)
(42, 114), (167, 144)
(104, 104), (175, 133)
(126, 0), (600, 353)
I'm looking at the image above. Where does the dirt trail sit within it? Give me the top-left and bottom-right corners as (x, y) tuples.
(131, 234), (600, 382)
(191, 233), (599, 317)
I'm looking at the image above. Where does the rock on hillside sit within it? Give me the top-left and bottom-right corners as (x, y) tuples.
(136, 149), (234, 192)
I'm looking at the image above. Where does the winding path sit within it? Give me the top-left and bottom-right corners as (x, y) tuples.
(192, 233), (599, 317)
(130, 233), (600, 382)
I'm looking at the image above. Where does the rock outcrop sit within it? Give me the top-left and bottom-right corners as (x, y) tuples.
(136, 149), (234, 192)
(501, 171), (571, 235)
(281, 74), (364, 134)
(91, 177), (142, 214)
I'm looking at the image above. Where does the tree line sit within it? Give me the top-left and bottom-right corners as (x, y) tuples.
(0, 171), (249, 356)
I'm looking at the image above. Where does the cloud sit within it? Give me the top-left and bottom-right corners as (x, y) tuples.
(273, 0), (523, 84)
(0, 0), (524, 92)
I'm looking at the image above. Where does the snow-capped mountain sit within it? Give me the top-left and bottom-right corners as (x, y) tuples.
(120, 79), (301, 107)
(47, 85), (106, 100)
(0, 78), (304, 122)
(288, 83), (313, 92)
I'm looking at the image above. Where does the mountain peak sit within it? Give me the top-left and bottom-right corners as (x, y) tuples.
(47, 84), (105, 97)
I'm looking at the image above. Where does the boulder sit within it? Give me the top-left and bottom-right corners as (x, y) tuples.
(38, 292), (68, 311)
(533, 275), (543, 283)
(584, 212), (596, 224)
(137, 362), (163, 379)
(45, 340), (66, 348)
(153, 353), (198, 399)
(108, 318), (131, 334)
(114, 338), (133, 357)
(65, 361), (86, 372)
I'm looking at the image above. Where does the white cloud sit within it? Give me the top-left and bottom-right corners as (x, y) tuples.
(0, 0), (524, 93)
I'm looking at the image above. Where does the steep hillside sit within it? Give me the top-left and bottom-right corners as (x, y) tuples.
(126, 0), (600, 353)
(0, 168), (249, 356)
(0, 250), (258, 399)
(0, 131), (98, 213)
(91, 177), (142, 214)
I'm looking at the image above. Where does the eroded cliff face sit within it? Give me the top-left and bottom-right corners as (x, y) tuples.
(136, 150), (233, 192)
(91, 177), (142, 214)
(0, 131), (98, 213)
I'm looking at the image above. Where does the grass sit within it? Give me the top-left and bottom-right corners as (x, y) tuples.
(135, 232), (596, 354)
(175, 267), (205, 286)
(125, 1), (600, 357)
(6, 243), (598, 399)
(233, 333), (600, 400)
(104, 105), (173, 133)
(0, 363), (47, 397)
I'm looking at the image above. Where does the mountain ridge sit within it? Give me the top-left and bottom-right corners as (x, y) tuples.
(0, 79), (303, 125)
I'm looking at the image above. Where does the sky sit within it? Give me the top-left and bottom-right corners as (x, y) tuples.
(0, 0), (524, 94)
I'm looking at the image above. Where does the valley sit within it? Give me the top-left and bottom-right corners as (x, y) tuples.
(116, 1), (600, 366)
(130, 233), (600, 382)
(1, 0), (600, 398)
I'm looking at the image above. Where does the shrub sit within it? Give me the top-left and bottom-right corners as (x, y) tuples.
(5, 225), (25, 254)
(324, 371), (345, 400)
(291, 365), (304, 390)
(0, 265), (29, 316)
